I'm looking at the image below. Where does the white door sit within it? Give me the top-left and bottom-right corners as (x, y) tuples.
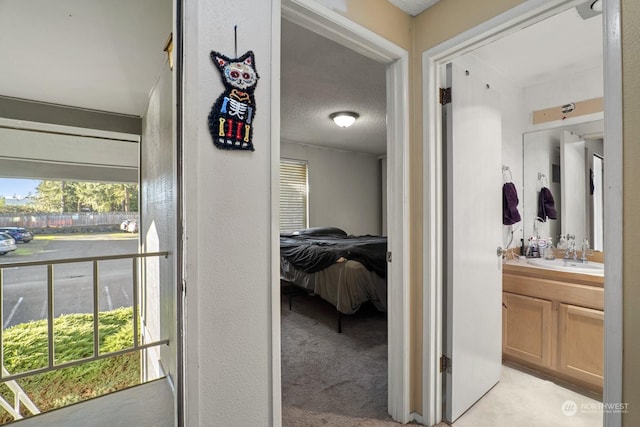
(443, 58), (503, 423)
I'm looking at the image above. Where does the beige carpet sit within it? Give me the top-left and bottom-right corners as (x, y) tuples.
(281, 292), (396, 426)
(450, 365), (603, 427)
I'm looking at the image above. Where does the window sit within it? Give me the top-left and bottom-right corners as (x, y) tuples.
(280, 159), (308, 232)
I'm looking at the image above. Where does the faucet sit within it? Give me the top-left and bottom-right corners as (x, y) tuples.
(580, 239), (590, 263)
(563, 234), (576, 260)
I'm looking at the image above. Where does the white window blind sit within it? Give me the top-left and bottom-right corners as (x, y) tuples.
(280, 159), (308, 232)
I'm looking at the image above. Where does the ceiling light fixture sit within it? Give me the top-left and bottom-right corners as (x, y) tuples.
(590, 0), (602, 12)
(330, 111), (359, 128)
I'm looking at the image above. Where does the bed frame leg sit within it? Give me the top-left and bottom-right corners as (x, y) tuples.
(337, 312), (342, 333)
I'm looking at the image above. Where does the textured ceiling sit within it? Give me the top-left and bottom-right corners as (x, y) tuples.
(281, 20), (387, 155)
(387, 0), (441, 16)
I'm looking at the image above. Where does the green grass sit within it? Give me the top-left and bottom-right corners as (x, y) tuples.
(0, 307), (140, 423)
(9, 232), (135, 257)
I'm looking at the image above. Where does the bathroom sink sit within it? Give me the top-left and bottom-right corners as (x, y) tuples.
(525, 258), (604, 276)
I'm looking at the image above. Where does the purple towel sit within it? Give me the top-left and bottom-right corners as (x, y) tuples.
(502, 182), (521, 225)
(537, 187), (557, 221)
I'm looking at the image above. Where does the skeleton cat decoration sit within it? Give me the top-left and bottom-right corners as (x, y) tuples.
(208, 50), (259, 151)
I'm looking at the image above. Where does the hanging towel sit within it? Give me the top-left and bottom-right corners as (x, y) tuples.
(537, 187), (557, 221)
(502, 182), (521, 225)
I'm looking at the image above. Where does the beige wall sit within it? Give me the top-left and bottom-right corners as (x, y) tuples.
(343, 0), (412, 50)
(622, 0), (640, 424)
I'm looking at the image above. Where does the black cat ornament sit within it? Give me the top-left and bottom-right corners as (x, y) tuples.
(208, 50), (259, 151)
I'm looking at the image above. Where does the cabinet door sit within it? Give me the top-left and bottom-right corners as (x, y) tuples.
(558, 303), (604, 388)
(502, 292), (552, 367)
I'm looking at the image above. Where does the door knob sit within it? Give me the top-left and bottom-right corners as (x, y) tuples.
(497, 247), (507, 257)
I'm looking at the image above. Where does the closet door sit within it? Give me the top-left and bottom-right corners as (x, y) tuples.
(443, 58), (503, 423)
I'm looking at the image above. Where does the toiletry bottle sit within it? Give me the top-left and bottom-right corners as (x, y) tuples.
(537, 237), (546, 258)
(530, 237), (538, 258)
(558, 234), (566, 250)
(545, 237), (555, 260)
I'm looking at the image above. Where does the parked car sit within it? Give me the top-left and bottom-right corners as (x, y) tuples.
(120, 219), (138, 233)
(0, 227), (34, 243)
(0, 233), (17, 255)
(126, 220), (138, 233)
(120, 220), (131, 231)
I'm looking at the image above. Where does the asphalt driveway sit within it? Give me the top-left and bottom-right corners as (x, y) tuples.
(0, 233), (139, 328)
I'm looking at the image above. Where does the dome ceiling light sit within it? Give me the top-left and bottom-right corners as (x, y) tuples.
(330, 111), (359, 128)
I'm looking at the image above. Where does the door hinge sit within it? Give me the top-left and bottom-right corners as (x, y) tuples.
(440, 355), (452, 373)
(439, 87), (452, 105)
(386, 251), (392, 263)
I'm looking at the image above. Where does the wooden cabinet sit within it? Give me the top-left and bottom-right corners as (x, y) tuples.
(502, 262), (604, 394)
(502, 292), (552, 368)
(558, 303), (604, 388)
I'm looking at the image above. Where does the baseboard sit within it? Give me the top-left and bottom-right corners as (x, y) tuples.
(410, 411), (425, 425)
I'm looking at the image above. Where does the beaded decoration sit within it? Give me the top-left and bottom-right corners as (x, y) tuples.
(208, 50), (259, 151)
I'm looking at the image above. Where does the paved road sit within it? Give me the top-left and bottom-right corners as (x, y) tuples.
(0, 233), (139, 328)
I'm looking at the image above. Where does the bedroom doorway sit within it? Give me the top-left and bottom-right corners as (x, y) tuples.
(278, 0), (410, 423)
(422, 0), (621, 425)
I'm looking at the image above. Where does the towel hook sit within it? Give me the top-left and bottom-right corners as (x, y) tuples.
(537, 172), (548, 189)
(502, 165), (512, 183)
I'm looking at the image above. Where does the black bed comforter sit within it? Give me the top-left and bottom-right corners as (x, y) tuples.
(280, 233), (387, 278)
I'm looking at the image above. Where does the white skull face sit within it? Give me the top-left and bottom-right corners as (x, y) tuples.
(224, 61), (257, 90)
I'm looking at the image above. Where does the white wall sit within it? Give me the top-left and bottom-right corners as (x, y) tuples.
(141, 61), (177, 383)
(522, 65), (603, 133)
(281, 141), (382, 236)
(381, 156), (387, 234)
(182, 0), (277, 425)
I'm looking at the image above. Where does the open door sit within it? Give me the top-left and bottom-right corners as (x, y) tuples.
(442, 58), (503, 422)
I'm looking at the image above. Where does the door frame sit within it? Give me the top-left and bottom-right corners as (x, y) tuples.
(421, 0), (623, 425)
(276, 0), (411, 423)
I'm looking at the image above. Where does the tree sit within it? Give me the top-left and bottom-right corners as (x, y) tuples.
(33, 180), (138, 213)
(34, 181), (64, 212)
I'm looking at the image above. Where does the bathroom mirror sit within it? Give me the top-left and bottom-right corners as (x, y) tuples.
(522, 119), (604, 251)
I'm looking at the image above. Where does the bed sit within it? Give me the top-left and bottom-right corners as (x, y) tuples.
(280, 227), (387, 330)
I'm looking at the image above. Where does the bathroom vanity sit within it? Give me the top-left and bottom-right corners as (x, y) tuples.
(502, 257), (604, 395)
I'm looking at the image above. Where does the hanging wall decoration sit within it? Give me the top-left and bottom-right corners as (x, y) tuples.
(208, 50), (259, 151)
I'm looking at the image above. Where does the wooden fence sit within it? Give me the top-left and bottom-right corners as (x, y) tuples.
(0, 212), (138, 228)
